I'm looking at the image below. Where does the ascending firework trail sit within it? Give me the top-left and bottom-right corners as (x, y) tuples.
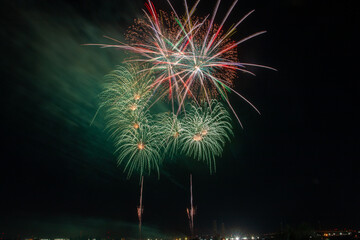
(137, 176), (144, 240)
(187, 174), (195, 237)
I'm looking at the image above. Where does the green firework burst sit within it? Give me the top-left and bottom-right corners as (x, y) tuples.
(114, 124), (161, 178)
(180, 100), (233, 173)
(101, 64), (153, 140)
(100, 64), (162, 178)
(106, 106), (150, 139)
(154, 112), (183, 159)
(100, 63), (154, 113)
(99, 63), (234, 177)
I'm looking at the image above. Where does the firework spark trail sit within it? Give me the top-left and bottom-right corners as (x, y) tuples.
(203, 0), (238, 54)
(137, 176), (144, 240)
(201, 0), (221, 55)
(208, 9), (255, 53)
(186, 174), (195, 237)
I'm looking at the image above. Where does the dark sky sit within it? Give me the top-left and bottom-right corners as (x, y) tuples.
(1, 0), (358, 238)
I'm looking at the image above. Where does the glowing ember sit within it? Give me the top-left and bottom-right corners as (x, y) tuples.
(201, 129), (208, 136)
(137, 142), (145, 150)
(134, 94), (141, 100)
(193, 134), (202, 142)
(133, 123), (139, 129)
(129, 104), (137, 111)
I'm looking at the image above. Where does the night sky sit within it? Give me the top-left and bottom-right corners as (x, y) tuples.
(1, 0), (358, 238)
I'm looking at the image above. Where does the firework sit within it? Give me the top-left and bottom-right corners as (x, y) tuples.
(153, 112), (183, 159)
(125, 10), (238, 102)
(87, 0), (275, 178)
(180, 100), (233, 173)
(105, 105), (150, 141)
(114, 123), (161, 178)
(100, 64), (162, 178)
(88, 0), (276, 125)
(100, 64), (154, 113)
(101, 66), (152, 141)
